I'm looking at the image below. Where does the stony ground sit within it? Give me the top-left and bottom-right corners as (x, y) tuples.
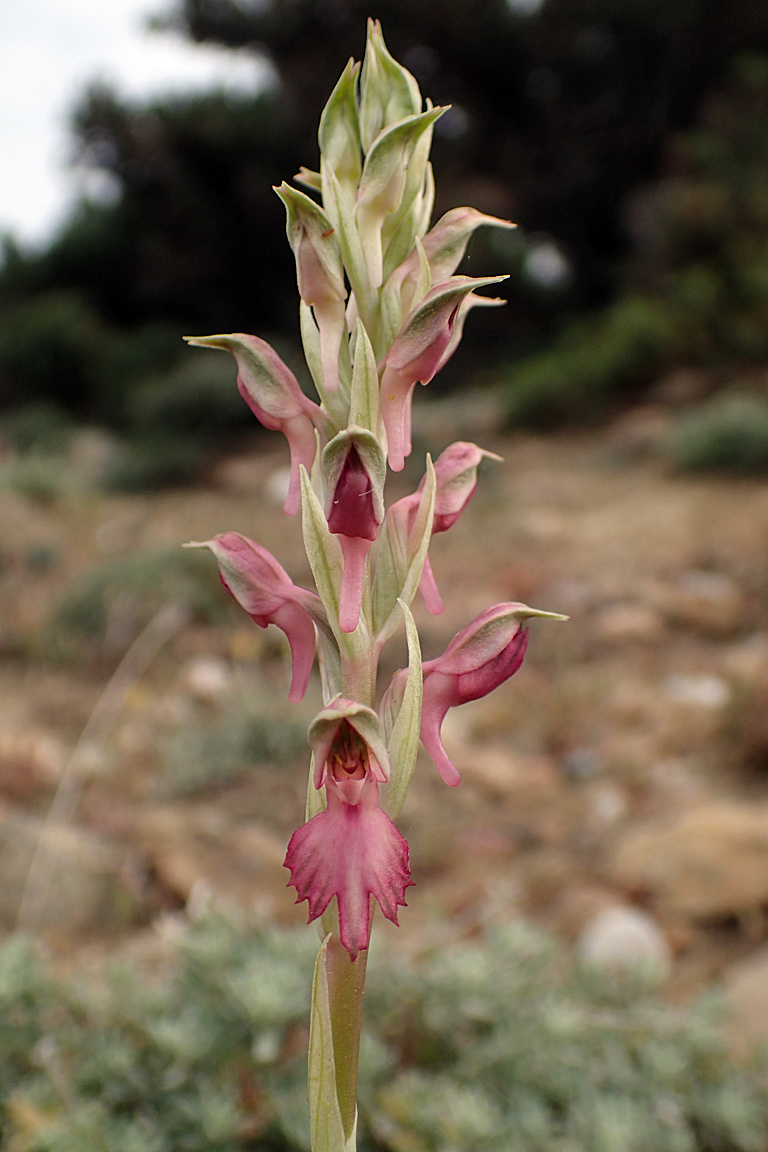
(3, 399), (768, 1042)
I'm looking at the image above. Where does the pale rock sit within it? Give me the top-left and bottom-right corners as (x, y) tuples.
(181, 656), (232, 703)
(0, 729), (64, 801)
(610, 803), (768, 919)
(69, 428), (120, 486)
(724, 946), (768, 1048)
(212, 454), (264, 494)
(588, 782), (629, 827)
(594, 602), (665, 643)
(724, 634), (768, 684)
(663, 673), (731, 710)
(265, 466), (292, 508)
(649, 570), (748, 637)
(577, 904), (671, 980)
(458, 743), (561, 799)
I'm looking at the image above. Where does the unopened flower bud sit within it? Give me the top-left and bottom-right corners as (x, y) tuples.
(275, 183), (348, 393)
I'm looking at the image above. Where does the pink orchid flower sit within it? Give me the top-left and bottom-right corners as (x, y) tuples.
(184, 333), (324, 515)
(419, 603), (538, 786)
(388, 441), (502, 614)
(188, 532), (323, 702)
(379, 275), (506, 470)
(284, 698), (412, 959)
(324, 430), (386, 633)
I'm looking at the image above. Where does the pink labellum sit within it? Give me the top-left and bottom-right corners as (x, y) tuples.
(285, 780), (412, 959)
(337, 535), (370, 633)
(267, 601), (319, 702)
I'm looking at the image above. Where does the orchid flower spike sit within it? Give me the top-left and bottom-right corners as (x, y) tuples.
(183, 333), (323, 515)
(186, 532), (324, 702)
(419, 603), (568, 785)
(284, 697), (412, 959)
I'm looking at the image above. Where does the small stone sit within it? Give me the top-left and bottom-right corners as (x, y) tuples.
(663, 673), (731, 710)
(577, 905), (671, 980)
(724, 946), (768, 1048)
(180, 656), (232, 703)
(724, 634), (768, 684)
(610, 802), (768, 919)
(0, 809), (128, 933)
(588, 782), (629, 827)
(594, 603), (665, 643)
(265, 466), (292, 508)
(458, 744), (561, 799)
(649, 570), (748, 637)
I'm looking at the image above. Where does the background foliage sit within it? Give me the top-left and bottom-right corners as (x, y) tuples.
(0, 912), (766, 1152)
(4, 0), (768, 454)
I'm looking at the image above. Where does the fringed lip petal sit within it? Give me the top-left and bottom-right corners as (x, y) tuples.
(284, 781), (412, 959)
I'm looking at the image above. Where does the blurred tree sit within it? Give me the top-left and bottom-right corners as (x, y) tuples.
(165, 0), (768, 305)
(3, 0), (768, 426)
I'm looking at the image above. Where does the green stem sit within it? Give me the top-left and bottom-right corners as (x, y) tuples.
(325, 931), (368, 1142)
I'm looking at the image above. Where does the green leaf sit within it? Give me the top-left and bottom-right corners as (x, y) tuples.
(319, 58), (362, 189)
(382, 600), (423, 818)
(300, 465), (344, 628)
(348, 321), (380, 434)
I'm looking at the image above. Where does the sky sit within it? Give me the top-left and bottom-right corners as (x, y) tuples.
(0, 0), (269, 247)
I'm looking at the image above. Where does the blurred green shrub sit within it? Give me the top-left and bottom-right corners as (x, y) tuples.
(42, 547), (231, 661)
(668, 395), (768, 474)
(103, 351), (250, 492)
(0, 292), (110, 413)
(505, 295), (678, 426)
(505, 52), (768, 426)
(0, 402), (74, 454)
(160, 696), (308, 797)
(0, 914), (765, 1152)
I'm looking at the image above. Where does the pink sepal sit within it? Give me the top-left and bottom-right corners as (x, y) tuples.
(197, 532), (322, 702)
(418, 554), (444, 615)
(285, 778), (412, 959)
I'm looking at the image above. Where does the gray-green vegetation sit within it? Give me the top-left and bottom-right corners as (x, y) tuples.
(0, 913), (764, 1152)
